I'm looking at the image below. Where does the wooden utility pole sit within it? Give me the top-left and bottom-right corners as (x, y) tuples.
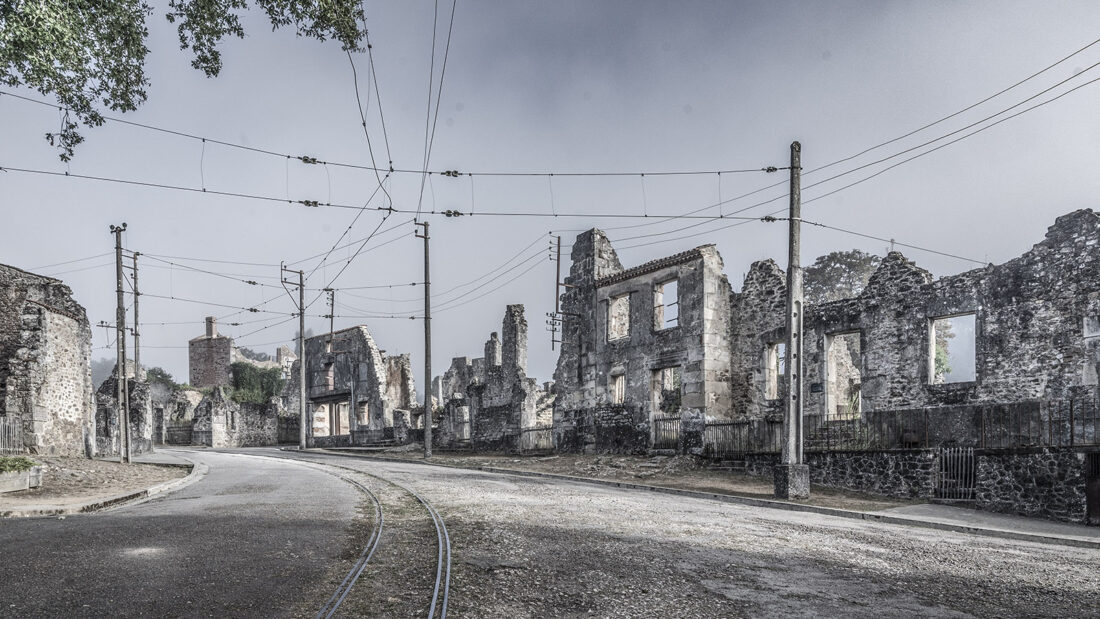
(110, 223), (131, 464)
(415, 221), (432, 459)
(281, 264), (308, 451)
(774, 141), (807, 499)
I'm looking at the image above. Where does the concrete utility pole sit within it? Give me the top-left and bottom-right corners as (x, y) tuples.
(324, 287), (335, 340)
(774, 141), (808, 499)
(110, 223), (131, 464)
(281, 264), (308, 451)
(415, 221), (433, 459)
(131, 252), (140, 374)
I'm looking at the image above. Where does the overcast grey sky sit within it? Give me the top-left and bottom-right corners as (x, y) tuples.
(2, 1), (1099, 390)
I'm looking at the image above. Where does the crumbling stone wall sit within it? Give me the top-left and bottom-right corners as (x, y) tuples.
(732, 209), (1100, 421)
(283, 325), (413, 446)
(436, 305), (544, 451)
(0, 264), (94, 456)
(94, 370), (154, 457)
(188, 317), (233, 388)
(553, 231), (733, 453)
(191, 387), (279, 448)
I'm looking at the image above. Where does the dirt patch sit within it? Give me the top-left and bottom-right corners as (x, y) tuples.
(352, 451), (919, 512)
(0, 456), (187, 508)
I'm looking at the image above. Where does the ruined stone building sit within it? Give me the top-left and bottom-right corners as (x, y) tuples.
(188, 316), (296, 388)
(435, 305), (552, 451)
(0, 264), (95, 456)
(552, 230), (733, 453)
(731, 209), (1100, 432)
(94, 363), (155, 457)
(284, 326), (416, 447)
(190, 387), (280, 448)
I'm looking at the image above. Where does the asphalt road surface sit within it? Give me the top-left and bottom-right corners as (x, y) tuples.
(0, 450), (360, 618)
(3, 447), (1098, 618)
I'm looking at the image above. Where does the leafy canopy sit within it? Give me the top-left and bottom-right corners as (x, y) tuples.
(803, 249), (882, 305)
(229, 361), (285, 404)
(0, 0), (365, 160)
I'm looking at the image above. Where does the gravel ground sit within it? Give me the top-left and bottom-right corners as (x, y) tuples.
(358, 450), (918, 512)
(275, 450), (1100, 618)
(0, 456), (186, 508)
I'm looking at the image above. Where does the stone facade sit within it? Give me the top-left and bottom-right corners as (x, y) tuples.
(189, 316), (294, 388)
(188, 317), (233, 388)
(552, 230), (733, 453)
(732, 209), (1100, 422)
(974, 448), (1091, 524)
(191, 387), (280, 448)
(283, 325), (416, 446)
(0, 264), (94, 456)
(436, 305), (550, 451)
(94, 369), (155, 457)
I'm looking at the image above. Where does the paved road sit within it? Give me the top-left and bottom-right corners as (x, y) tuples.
(268, 449), (1100, 618)
(0, 449), (360, 618)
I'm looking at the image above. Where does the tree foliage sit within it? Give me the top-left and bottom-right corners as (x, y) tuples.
(145, 366), (179, 389)
(229, 361), (285, 404)
(0, 0), (365, 160)
(803, 250), (882, 305)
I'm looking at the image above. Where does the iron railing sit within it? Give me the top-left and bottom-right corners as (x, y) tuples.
(519, 425), (554, 452)
(699, 399), (1098, 457)
(652, 415), (680, 450)
(0, 417), (22, 455)
(703, 419), (782, 458)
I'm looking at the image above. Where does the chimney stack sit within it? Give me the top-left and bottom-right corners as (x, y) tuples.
(206, 316), (217, 338)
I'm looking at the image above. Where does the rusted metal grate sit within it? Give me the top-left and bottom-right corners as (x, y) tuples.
(937, 447), (976, 502)
(0, 417), (23, 454)
(652, 415), (680, 450)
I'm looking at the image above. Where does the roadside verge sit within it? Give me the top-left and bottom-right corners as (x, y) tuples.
(0, 458), (206, 518)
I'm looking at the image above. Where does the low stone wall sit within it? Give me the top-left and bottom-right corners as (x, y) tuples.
(975, 448), (1090, 524)
(554, 405), (650, 454)
(738, 449), (937, 499)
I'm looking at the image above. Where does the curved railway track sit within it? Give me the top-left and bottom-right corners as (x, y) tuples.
(223, 449), (452, 618)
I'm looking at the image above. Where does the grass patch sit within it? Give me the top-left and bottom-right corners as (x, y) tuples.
(0, 456), (38, 473)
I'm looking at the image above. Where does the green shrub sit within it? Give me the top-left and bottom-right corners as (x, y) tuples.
(0, 456), (37, 473)
(229, 362), (285, 405)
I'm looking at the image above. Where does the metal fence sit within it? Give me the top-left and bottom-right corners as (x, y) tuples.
(703, 419), (782, 458)
(652, 415), (680, 450)
(519, 425), (554, 452)
(191, 430), (212, 446)
(698, 399), (1098, 458)
(0, 417), (22, 455)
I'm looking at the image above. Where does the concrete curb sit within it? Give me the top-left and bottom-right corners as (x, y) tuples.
(315, 449), (1100, 550)
(0, 458), (206, 519)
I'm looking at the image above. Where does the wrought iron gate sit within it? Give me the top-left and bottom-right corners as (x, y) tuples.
(936, 447), (976, 501)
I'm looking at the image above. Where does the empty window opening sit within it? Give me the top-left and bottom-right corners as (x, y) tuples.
(334, 402), (350, 435)
(313, 403), (330, 437)
(610, 373), (626, 404)
(651, 367), (682, 415)
(826, 332), (862, 419)
(764, 342), (786, 401)
(325, 338), (333, 353)
(930, 313), (977, 384)
(608, 294), (630, 341)
(654, 280), (679, 330)
(324, 363), (335, 390)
